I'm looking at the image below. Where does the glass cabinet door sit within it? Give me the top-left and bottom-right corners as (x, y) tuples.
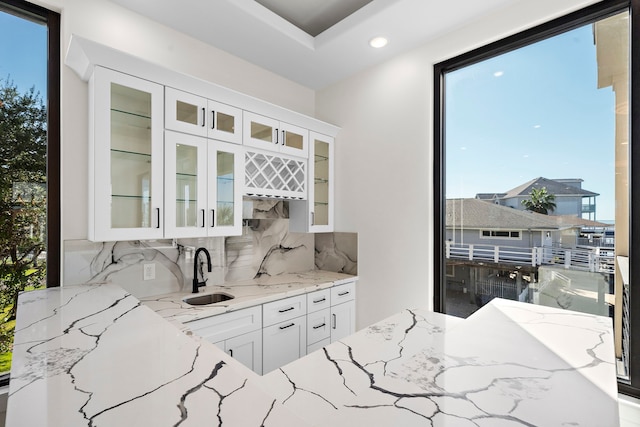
(313, 137), (331, 228)
(208, 141), (243, 236)
(243, 111), (279, 151)
(208, 100), (242, 145)
(164, 131), (207, 238)
(91, 67), (164, 241)
(308, 132), (334, 232)
(280, 122), (308, 158)
(165, 87), (207, 137)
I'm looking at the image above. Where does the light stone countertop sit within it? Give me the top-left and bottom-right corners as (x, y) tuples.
(140, 270), (358, 324)
(6, 278), (620, 426)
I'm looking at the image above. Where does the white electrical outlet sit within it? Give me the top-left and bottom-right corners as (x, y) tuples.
(143, 263), (156, 281)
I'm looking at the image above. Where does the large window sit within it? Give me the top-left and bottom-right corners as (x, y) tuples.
(0, 0), (60, 382)
(435, 0), (639, 397)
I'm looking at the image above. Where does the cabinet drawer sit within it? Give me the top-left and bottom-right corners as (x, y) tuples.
(307, 308), (330, 345)
(185, 306), (262, 343)
(307, 289), (331, 313)
(331, 282), (356, 305)
(263, 294), (307, 327)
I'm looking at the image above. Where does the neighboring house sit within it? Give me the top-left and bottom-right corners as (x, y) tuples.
(475, 177), (599, 220)
(447, 198), (573, 249)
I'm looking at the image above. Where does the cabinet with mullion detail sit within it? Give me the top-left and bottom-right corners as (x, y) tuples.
(290, 132), (334, 232)
(165, 87), (242, 144)
(90, 67), (164, 241)
(165, 131), (243, 238)
(243, 111), (308, 158)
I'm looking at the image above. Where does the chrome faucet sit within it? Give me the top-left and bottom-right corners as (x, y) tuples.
(192, 247), (212, 293)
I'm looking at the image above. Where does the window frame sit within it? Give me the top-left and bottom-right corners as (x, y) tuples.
(0, 0), (60, 387)
(433, 0), (639, 398)
(0, 0), (60, 287)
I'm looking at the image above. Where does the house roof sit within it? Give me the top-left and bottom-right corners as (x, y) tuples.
(501, 177), (599, 198)
(475, 193), (507, 200)
(446, 198), (595, 230)
(554, 215), (610, 228)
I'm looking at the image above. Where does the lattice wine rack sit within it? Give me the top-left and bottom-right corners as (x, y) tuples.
(244, 150), (307, 199)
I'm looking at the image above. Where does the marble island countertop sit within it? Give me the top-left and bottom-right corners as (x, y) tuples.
(7, 281), (620, 426)
(140, 270), (358, 324)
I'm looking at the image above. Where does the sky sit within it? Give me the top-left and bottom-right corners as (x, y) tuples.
(445, 19), (624, 222)
(0, 10), (47, 95)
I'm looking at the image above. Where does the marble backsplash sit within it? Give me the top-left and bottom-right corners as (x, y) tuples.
(63, 200), (357, 298)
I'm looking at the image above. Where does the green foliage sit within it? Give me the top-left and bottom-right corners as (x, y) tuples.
(521, 187), (557, 215)
(0, 77), (47, 357)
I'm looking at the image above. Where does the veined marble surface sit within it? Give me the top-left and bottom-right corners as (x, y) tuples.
(7, 284), (618, 427)
(6, 284), (307, 427)
(141, 270), (357, 324)
(262, 299), (619, 427)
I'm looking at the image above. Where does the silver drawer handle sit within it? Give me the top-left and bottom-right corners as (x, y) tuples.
(278, 307), (295, 313)
(313, 323), (326, 330)
(313, 297), (326, 304)
(338, 291), (350, 296)
(279, 322), (295, 330)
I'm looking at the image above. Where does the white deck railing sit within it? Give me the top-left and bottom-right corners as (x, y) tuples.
(446, 242), (615, 274)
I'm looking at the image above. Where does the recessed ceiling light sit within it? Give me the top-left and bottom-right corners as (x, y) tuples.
(369, 37), (388, 48)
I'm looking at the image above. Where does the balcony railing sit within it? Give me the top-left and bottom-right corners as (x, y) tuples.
(445, 241), (615, 274)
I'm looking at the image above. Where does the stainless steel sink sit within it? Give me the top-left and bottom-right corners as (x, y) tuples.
(183, 292), (234, 306)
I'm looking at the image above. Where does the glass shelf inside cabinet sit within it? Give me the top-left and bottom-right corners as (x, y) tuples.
(315, 154), (329, 163)
(110, 110), (152, 154)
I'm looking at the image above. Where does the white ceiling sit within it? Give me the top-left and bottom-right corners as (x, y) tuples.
(108, 0), (523, 89)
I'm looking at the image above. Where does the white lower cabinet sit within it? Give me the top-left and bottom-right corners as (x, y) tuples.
(330, 282), (357, 342)
(306, 288), (332, 354)
(331, 300), (356, 342)
(214, 329), (263, 375)
(262, 294), (308, 374)
(262, 316), (307, 374)
(186, 306), (262, 374)
(185, 282), (356, 375)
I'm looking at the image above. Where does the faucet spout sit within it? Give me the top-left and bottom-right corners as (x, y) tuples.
(192, 247), (212, 293)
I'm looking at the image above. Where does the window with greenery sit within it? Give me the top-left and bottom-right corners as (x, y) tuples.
(0, 0), (60, 382)
(434, 0), (639, 398)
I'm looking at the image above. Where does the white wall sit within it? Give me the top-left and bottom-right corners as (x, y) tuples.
(32, 0), (315, 248)
(316, 0), (600, 329)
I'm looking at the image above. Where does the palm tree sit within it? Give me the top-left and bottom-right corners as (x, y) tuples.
(521, 187), (556, 215)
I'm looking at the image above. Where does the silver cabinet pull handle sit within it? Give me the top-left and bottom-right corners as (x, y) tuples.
(338, 291), (349, 297)
(313, 323), (326, 330)
(313, 297), (326, 304)
(155, 208), (160, 229)
(211, 209), (215, 227)
(332, 313), (337, 329)
(201, 209), (205, 228)
(279, 322), (295, 330)
(201, 107), (205, 127)
(211, 110), (215, 129)
(278, 306), (295, 313)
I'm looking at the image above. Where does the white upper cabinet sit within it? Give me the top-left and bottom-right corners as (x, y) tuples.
(90, 67), (165, 241)
(290, 132), (334, 232)
(165, 87), (242, 144)
(165, 131), (243, 238)
(164, 131), (208, 238)
(243, 111), (308, 158)
(207, 140), (243, 236)
(208, 100), (242, 144)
